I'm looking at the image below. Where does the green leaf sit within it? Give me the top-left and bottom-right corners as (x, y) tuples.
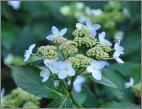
(47, 95), (73, 108)
(91, 75), (118, 88)
(11, 65), (63, 98)
(101, 101), (139, 108)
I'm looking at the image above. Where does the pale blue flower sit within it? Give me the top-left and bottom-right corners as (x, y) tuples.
(24, 44), (36, 62)
(113, 41), (124, 64)
(85, 19), (101, 37)
(56, 61), (75, 79)
(87, 60), (109, 80)
(73, 76), (85, 92)
(7, 1), (21, 10)
(46, 26), (67, 41)
(44, 59), (58, 73)
(99, 32), (112, 46)
(40, 67), (50, 82)
(124, 77), (134, 89)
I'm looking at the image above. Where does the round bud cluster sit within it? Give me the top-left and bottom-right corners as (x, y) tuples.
(1, 88), (40, 108)
(37, 45), (58, 59)
(59, 41), (78, 56)
(96, 44), (112, 52)
(68, 54), (91, 69)
(87, 46), (109, 60)
(72, 28), (91, 37)
(53, 36), (68, 45)
(74, 36), (97, 48)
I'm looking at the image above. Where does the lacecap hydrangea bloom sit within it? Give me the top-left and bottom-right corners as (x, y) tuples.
(22, 19), (125, 107)
(24, 19), (124, 83)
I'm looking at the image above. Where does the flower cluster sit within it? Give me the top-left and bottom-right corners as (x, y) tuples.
(37, 45), (58, 59)
(23, 19), (124, 93)
(1, 88), (40, 108)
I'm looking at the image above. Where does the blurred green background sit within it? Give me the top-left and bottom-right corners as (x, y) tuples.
(1, 1), (141, 108)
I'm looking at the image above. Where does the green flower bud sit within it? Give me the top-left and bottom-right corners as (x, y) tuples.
(59, 41), (78, 56)
(1, 88), (40, 108)
(23, 101), (39, 108)
(53, 36), (68, 45)
(96, 44), (112, 52)
(132, 83), (141, 97)
(68, 54), (91, 69)
(72, 28), (92, 38)
(74, 36), (97, 48)
(37, 45), (58, 59)
(87, 46), (109, 60)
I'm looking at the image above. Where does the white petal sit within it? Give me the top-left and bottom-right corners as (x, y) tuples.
(124, 78), (134, 89)
(40, 69), (50, 82)
(67, 68), (75, 76)
(113, 56), (124, 64)
(58, 71), (68, 79)
(54, 80), (60, 87)
(102, 40), (112, 46)
(51, 26), (59, 35)
(74, 76), (85, 84)
(76, 23), (84, 29)
(24, 53), (30, 62)
(59, 28), (67, 36)
(92, 70), (102, 80)
(28, 44), (36, 52)
(90, 31), (96, 37)
(46, 34), (55, 41)
(73, 83), (82, 92)
(99, 32), (105, 42)
(91, 60), (105, 70)
(8, 1), (21, 10)
(87, 65), (94, 73)
(86, 19), (92, 27)
(92, 24), (101, 30)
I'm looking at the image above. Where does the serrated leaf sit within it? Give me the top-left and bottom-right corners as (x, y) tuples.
(11, 65), (63, 98)
(47, 95), (73, 108)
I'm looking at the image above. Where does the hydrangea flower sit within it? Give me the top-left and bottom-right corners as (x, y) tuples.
(85, 19), (101, 37)
(124, 77), (134, 89)
(99, 32), (112, 46)
(113, 41), (124, 64)
(56, 61), (75, 79)
(44, 59), (58, 73)
(46, 26), (67, 41)
(75, 19), (101, 37)
(24, 44), (36, 62)
(87, 60), (109, 80)
(40, 67), (50, 82)
(7, 1), (21, 10)
(73, 76), (85, 92)
(44, 59), (75, 80)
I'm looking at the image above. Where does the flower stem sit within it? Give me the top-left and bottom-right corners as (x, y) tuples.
(69, 92), (83, 108)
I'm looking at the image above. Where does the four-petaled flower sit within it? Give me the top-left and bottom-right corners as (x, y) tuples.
(56, 61), (75, 79)
(85, 19), (101, 37)
(113, 40), (124, 64)
(124, 77), (134, 89)
(99, 32), (112, 46)
(24, 44), (36, 62)
(46, 26), (67, 41)
(87, 60), (109, 80)
(76, 19), (101, 37)
(42, 59), (75, 81)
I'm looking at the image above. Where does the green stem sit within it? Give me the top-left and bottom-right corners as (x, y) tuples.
(69, 92), (83, 108)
